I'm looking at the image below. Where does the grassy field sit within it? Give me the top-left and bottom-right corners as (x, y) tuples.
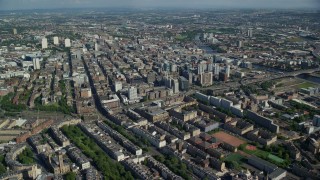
(175, 34), (188, 41)
(296, 82), (316, 89)
(241, 146), (269, 158)
(287, 37), (304, 42)
(225, 153), (245, 163)
(268, 154), (284, 163)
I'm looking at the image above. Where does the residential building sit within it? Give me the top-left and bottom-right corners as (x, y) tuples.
(41, 38), (48, 49)
(65, 38), (71, 47)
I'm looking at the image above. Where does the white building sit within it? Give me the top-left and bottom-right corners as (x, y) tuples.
(128, 87), (137, 100)
(65, 38), (71, 47)
(13, 28), (17, 35)
(53, 36), (59, 45)
(41, 38), (48, 49)
(214, 64), (220, 75)
(171, 64), (177, 72)
(197, 61), (207, 75)
(114, 81), (122, 92)
(33, 58), (41, 70)
(95, 43), (99, 51)
(225, 65), (231, 78)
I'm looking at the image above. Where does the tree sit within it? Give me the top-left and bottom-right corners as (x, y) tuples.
(17, 148), (34, 165)
(278, 150), (283, 157)
(226, 160), (240, 169)
(0, 164), (6, 175)
(65, 172), (76, 180)
(284, 153), (289, 160)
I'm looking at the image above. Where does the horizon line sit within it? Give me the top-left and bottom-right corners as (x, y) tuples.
(0, 6), (319, 12)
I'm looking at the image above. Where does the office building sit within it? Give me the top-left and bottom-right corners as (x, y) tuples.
(33, 58), (41, 70)
(41, 38), (48, 49)
(128, 86), (137, 100)
(172, 79), (179, 94)
(164, 76), (172, 88)
(65, 38), (71, 47)
(53, 36), (59, 45)
(179, 76), (190, 91)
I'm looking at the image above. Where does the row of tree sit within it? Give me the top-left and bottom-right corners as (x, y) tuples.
(61, 125), (134, 180)
(154, 154), (192, 180)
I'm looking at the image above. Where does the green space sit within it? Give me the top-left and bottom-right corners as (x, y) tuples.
(240, 147), (269, 158)
(64, 172), (76, 180)
(268, 154), (284, 163)
(34, 77), (75, 116)
(223, 152), (247, 170)
(287, 37), (304, 43)
(175, 30), (199, 42)
(154, 154), (192, 180)
(209, 44), (227, 53)
(0, 154), (6, 175)
(61, 125), (134, 180)
(288, 100), (320, 117)
(175, 34), (188, 41)
(59, 80), (67, 94)
(207, 128), (221, 135)
(296, 82), (316, 89)
(260, 80), (276, 91)
(19, 88), (33, 102)
(17, 147), (35, 165)
(240, 84), (258, 95)
(239, 144), (290, 168)
(216, 106), (235, 117)
(0, 93), (26, 117)
(224, 153), (245, 163)
(34, 96), (74, 115)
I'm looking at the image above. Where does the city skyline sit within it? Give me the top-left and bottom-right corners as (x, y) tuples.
(0, 0), (319, 10)
(0, 3), (319, 180)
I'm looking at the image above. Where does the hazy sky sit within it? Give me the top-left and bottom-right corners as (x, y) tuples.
(0, 0), (319, 10)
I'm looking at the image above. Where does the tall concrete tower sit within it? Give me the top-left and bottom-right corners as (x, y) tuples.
(247, 28), (253, 38)
(53, 36), (59, 45)
(65, 38), (71, 47)
(41, 38), (48, 49)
